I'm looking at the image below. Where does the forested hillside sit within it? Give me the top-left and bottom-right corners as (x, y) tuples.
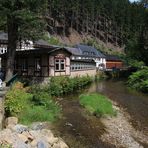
(0, 0), (147, 62)
(46, 0), (147, 53)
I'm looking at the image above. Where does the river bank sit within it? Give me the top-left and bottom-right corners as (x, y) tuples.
(53, 80), (148, 148)
(101, 102), (148, 148)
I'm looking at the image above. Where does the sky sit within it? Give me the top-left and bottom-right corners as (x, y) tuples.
(129, 0), (139, 2)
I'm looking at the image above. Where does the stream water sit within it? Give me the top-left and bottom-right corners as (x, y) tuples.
(53, 80), (148, 148)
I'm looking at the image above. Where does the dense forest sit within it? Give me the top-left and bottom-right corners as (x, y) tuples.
(45, 0), (148, 64)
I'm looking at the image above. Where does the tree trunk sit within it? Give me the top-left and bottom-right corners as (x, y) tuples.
(5, 16), (18, 81)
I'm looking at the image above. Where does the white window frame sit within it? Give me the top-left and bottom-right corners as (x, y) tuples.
(55, 59), (65, 71)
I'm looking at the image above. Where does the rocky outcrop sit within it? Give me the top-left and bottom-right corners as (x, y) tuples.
(0, 117), (69, 148)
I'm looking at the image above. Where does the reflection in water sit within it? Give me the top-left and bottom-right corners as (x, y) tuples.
(95, 80), (148, 135)
(54, 80), (148, 148)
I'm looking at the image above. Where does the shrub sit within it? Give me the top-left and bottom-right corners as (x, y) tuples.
(79, 93), (116, 117)
(5, 81), (61, 124)
(127, 67), (148, 93)
(49, 76), (93, 96)
(5, 82), (32, 116)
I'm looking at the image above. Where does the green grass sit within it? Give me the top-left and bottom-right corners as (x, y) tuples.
(19, 105), (60, 125)
(79, 93), (116, 117)
(18, 93), (61, 125)
(5, 82), (61, 125)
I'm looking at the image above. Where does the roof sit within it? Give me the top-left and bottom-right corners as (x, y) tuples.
(105, 55), (122, 61)
(34, 39), (51, 48)
(65, 47), (82, 56)
(0, 32), (52, 48)
(75, 44), (105, 58)
(71, 59), (95, 63)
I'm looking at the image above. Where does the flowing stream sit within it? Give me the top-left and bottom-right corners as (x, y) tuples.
(53, 80), (148, 148)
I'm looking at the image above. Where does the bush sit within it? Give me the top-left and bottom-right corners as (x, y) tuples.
(49, 76), (93, 96)
(127, 67), (148, 93)
(5, 82), (32, 116)
(5, 82), (61, 124)
(79, 93), (116, 117)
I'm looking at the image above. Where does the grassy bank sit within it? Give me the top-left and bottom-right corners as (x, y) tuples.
(5, 82), (61, 125)
(5, 76), (93, 124)
(79, 93), (116, 117)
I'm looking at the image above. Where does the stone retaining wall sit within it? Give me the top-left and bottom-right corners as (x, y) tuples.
(0, 88), (8, 130)
(0, 96), (4, 130)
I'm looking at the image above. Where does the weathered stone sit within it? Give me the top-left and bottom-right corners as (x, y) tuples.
(13, 140), (29, 148)
(52, 140), (69, 148)
(37, 140), (50, 148)
(5, 117), (18, 127)
(18, 134), (28, 143)
(40, 129), (54, 138)
(48, 137), (59, 145)
(22, 131), (34, 141)
(30, 139), (38, 147)
(57, 139), (69, 148)
(29, 130), (40, 139)
(13, 124), (28, 134)
(30, 122), (44, 130)
(0, 122), (68, 148)
(52, 143), (61, 148)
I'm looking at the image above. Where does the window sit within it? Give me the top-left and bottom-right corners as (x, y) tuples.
(35, 58), (41, 71)
(55, 59), (65, 71)
(22, 59), (28, 71)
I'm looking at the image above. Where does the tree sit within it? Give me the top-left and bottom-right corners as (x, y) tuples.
(0, 0), (47, 81)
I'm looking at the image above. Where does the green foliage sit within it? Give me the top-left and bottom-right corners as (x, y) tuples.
(49, 76), (93, 96)
(80, 93), (116, 117)
(125, 32), (148, 66)
(43, 34), (62, 45)
(19, 105), (60, 125)
(5, 82), (61, 124)
(5, 82), (32, 116)
(0, 0), (48, 40)
(127, 67), (148, 93)
(128, 59), (145, 69)
(19, 89), (61, 124)
(0, 144), (12, 148)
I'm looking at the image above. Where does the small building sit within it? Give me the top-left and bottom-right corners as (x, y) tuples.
(106, 55), (123, 70)
(1, 45), (97, 79)
(0, 33), (108, 79)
